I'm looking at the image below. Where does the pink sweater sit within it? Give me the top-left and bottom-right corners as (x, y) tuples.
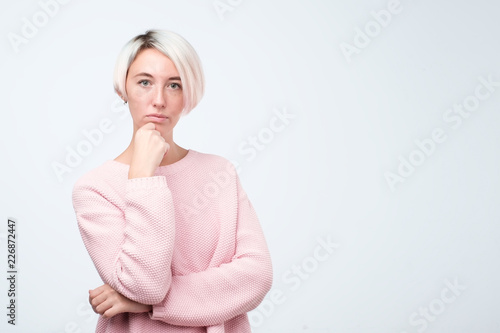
(71, 149), (273, 333)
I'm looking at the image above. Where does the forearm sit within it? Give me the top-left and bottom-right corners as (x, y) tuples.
(74, 176), (176, 305)
(147, 171), (273, 326)
(112, 177), (175, 303)
(149, 254), (272, 326)
(89, 283), (153, 319)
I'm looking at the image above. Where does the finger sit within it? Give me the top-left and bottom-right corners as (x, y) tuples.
(88, 294), (98, 314)
(142, 122), (156, 130)
(100, 295), (126, 319)
(89, 288), (98, 298)
(90, 290), (111, 308)
(102, 304), (121, 319)
(151, 130), (162, 138)
(89, 284), (114, 307)
(88, 292), (96, 306)
(95, 298), (114, 316)
(89, 284), (108, 298)
(141, 126), (161, 137)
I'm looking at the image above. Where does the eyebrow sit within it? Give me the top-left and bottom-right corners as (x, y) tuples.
(133, 72), (181, 81)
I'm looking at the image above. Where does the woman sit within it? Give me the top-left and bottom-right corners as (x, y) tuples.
(72, 29), (273, 333)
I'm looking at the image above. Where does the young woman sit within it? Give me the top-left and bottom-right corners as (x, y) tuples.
(72, 29), (273, 333)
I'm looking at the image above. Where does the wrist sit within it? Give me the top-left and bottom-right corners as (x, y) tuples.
(128, 167), (154, 179)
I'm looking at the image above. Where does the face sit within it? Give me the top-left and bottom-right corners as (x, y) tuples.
(124, 48), (184, 138)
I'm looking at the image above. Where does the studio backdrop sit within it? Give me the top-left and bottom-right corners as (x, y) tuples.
(1, 0), (499, 332)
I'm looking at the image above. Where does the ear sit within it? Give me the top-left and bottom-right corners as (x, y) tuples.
(115, 89), (127, 103)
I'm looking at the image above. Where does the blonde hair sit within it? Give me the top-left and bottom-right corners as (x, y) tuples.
(113, 30), (205, 115)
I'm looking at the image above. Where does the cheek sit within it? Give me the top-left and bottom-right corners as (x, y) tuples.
(127, 86), (148, 101)
(171, 92), (184, 108)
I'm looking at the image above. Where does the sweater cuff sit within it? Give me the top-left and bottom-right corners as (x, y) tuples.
(126, 176), (168, 192)
(148, 303), (167, 321)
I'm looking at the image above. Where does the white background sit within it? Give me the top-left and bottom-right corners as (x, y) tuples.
(1, 0), (499, 332)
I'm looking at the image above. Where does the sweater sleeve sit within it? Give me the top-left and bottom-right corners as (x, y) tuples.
(148, 173), (273, 326)
(72, 175), (176, 305)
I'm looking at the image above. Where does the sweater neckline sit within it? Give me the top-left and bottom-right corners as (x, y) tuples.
(107, 149), (197, 175)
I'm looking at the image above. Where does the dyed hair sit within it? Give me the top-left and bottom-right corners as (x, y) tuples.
(113, 30), (205, 115)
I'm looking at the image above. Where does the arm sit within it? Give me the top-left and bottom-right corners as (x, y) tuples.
(149, 173), (273, 326)
(72, 175), (176, 305)
(88, 283), (152, 319)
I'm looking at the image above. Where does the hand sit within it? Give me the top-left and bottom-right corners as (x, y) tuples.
(129, 122), (170, 179)
(88, 284), (152, 319)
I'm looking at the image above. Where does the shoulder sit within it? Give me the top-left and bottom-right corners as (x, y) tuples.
(72, 160), (125, 198)
(188, 149), (238, 176)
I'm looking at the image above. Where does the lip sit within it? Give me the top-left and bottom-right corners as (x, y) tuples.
(146, 114), (168, 122)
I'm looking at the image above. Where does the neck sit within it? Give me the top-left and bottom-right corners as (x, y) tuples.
(116, 131), (186, 166)
(158, 142), (186, 166)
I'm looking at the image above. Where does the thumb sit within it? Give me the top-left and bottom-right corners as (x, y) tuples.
(143, 122), (156, 130)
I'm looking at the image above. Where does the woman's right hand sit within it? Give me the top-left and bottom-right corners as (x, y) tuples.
(89, 283), (152, 319)
(128, 122), (170, 179)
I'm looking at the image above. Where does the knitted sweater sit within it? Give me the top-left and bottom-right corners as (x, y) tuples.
(71, 149), (273, 333)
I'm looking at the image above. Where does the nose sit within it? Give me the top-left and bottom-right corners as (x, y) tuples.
(152, 87), (166, 109)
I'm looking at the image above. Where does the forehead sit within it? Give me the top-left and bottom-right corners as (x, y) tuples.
(128, 48), (179, 78)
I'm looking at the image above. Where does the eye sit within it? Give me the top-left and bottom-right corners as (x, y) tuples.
(138, 80), (150, 87)
(169, 82), (182, 90)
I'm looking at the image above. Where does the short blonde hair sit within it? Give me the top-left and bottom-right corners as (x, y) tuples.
(113, 30), (205, 115)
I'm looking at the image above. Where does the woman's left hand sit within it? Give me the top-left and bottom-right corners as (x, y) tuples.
(89, 283), (153, 318)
